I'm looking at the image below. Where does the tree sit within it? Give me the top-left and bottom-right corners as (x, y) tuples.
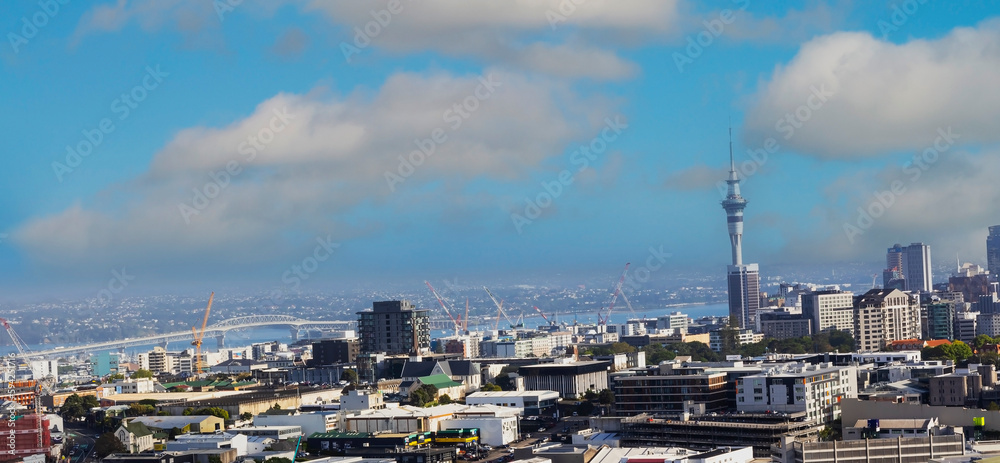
(342, 369), (359, 385)
(61, 394), (100, 421)
(241, 412), (254, 421)
(94, 432), (127, 458)
(481, 383), (502, 392)
(583, 389), (599, 401)
(439, 394), (452, 405)
(128, 403), (156, 416)
(577, 401), (595, 416)
(975, 334), (995, 349)
(598, 389), (614, 405)
(609, 342), (636, 354)
(132, 369), (154, 379)
(952, 341), (974, 363)
(988, 402), (1000, 412)
(193, 407), (230, 420)
(495, 365), (520, 391)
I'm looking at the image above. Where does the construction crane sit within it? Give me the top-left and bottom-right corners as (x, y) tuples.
(483, 287), (516, 330)
(464, 299), (470, 332)
(425, 281), (461, 336)
(532, 306), (554, 326)
(871, 274), (878, 290)
(598, 263), (630, 325)
(0, 318), (45, 450)
(620, 290), (639, 318)
(191, 292), (214, 376)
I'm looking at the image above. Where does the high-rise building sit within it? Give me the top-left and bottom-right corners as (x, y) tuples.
(988, 225), (1000, 280)
(854, 289), (921, 352)
(721, 130), (760, 329)
(801, 289), (855, 335)
(927, 302), (955, 340)
(902, 242), (933, 292)
(883, 244), (906, 289)
(357, 300), (430, 355)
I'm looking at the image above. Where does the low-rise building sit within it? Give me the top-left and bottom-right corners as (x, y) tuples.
(518, 361), (610, 399)
(735, 363), (857, 424)
(254, 410), (338, 436)
(465, 390), (558, 417)
(115, 420), (155, 454)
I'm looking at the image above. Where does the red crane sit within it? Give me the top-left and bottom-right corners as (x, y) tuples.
(426, 281), (461, 336)
(598, 263), (630, 325)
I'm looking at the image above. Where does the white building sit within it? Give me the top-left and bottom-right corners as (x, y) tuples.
(854, 289), (921, 352)
(254, 411), (338, 436)
(340, 389), (386, 411)
(802, 289), (855, 335)
(709, 329), (763, 352)
(465, 390), (559, 416)
(231, 426), (302, 440)
(167, 432), (248, 456)
(29, 360), (58, 382)
(736, 363), (858, 424)
(108, 378), (156, 394)
(439, 411), (518, 446)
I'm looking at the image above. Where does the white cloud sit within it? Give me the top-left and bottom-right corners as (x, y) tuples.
(12, 70), (615, 273)
(773, 148), (1000, 265)
(745, 19), (1000, 158)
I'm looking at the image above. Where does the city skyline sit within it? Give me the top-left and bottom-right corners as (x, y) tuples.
(2, 2), (999, 300)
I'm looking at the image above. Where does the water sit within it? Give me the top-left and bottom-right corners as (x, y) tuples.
(2, 326), (324, 359)
(433, 302), (728, 337)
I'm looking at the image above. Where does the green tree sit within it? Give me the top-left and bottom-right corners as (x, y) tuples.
(60, 394), (87, 421)
(193, 407), (230, 420)
(129, 403), (156, 416)
(609, 342), (636, 354)
(481, 383), (502, 392)
(94, 432), (127, 458)
(583, 389), (599, 401)
(975, 334), (995, 349)
(988, 402), (1000, 412)
(952, 341), (974, 363)
(132, 369), (154, 379)
(241, 412), (254, 421)
(495, 365), (520, 391)
(598, 389), (614, 405)
(439, 394), (452, 405)
(341, 369), (359, 385)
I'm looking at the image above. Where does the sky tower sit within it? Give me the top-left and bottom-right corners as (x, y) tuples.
(722, 128), (748, 266)
(722, 128), (759, 330)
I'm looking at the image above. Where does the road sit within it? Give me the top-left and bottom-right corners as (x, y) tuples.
(64, 422), (97, 463)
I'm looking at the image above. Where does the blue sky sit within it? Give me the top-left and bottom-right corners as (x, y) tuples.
(1, 0), (999, 298)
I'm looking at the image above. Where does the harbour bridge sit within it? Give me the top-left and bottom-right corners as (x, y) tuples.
(31, 315), (355, 358)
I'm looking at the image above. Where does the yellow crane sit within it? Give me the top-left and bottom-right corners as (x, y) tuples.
(191, 292), (214, 375)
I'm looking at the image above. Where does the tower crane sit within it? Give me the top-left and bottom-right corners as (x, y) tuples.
(483, 287), (516, 330)
(425, 281), (461, 336)
(464, 299), (470, 332)
(191, 292), (213, 376)
(598, 263), (630, 325)
(0, 318), (45, 450)
(532, 306), (554, 326)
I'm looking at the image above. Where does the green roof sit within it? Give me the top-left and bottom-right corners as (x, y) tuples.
(124, 421), (153, 438)
(418, 374), (462, 389)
